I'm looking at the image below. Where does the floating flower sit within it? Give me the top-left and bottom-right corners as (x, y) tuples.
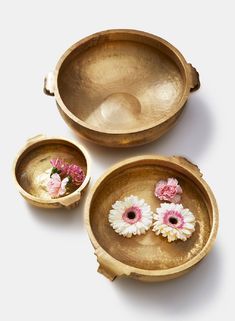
(109, 195), (153, 238)
(155, 178), (182, 203)
(47, 173), (69, 198)
(50, 158), (85, 186)
(66, 164), (85, 186)
(152, 203), (196, 242)
(50, 158), (69, 176)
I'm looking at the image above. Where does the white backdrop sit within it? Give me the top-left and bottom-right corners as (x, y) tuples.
(1, 1), (231, 320)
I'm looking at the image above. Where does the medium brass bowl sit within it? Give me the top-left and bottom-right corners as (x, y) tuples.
(44, 29), (200, 147)
(13, 135), (91, 209)
(85, 155), (218, 282)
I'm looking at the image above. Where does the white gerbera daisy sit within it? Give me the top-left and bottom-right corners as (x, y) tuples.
(152, 203), (196, 242)
(108, 195), (153, 238)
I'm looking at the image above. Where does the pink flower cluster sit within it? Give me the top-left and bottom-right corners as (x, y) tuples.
(50, 158), (85, 185)
(155, 178), (182, 203)
(47, 158), (85, 198)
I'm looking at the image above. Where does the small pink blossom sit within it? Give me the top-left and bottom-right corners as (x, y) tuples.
(66, 164), (85, 186)
(155, 178), (182, 203)
(47, 173), (69, 198)
(50, 158), (69, 175)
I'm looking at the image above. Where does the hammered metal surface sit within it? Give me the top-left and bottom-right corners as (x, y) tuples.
(90, 163), (211, 271)
(58, 40), (184, 132)
(47, 30), (200, 147)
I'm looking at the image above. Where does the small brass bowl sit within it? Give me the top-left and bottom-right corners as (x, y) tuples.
(85, 155), (218, 282)
(13, 135), (91, 209)
(44, 29), (200, 147)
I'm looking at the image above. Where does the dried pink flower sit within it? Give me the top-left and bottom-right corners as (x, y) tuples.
(47, 173), (69, 198)
(155, 178), (182, 203)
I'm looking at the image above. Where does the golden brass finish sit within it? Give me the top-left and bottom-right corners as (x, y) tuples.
(44, 29), (200, 147)
(13, 135), (91, 209)
(85, 155), (218, 281)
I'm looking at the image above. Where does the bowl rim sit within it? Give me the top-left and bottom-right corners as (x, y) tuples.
(54, 29), (192, 135)
(13, 135), (91, 206)
(84, 155), (219, 278)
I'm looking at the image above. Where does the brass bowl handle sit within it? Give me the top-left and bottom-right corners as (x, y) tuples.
(26, 134), (46, 146)
(95, 247), (131, 281)
(187, 64), (200, 92)
(59, 191), (81, 209)
(44, 71), (55, 96)
(172, 156), (202, 177)
(97, 264), (118, 281)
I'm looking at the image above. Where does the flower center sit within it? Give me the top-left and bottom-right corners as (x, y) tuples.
(169, 217), (178, 225)
(127, 211), (136, 220)
(163, 185), (175, 194)
(163, 210), (184, 228)
(122, 206), (142, 224)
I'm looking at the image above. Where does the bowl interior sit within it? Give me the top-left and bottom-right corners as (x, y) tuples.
(89, 159), (213, 271)
(58, 32), (186, 132)
(15, 139), (87, 200)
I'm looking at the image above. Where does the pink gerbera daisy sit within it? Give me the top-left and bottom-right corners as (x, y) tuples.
(152, 203), (196, 242)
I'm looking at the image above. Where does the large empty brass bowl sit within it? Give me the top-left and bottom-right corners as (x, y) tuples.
(85, 156), (218, 282)
(44, 29), (200, 147)
(13, 135), (90, 209)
